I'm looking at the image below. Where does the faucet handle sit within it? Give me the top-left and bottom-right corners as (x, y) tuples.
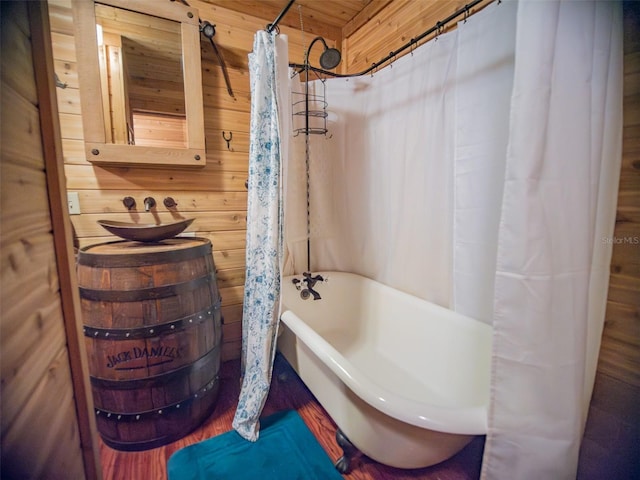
(303, 272), (324, 282)
(163, 197), (178, 208)
(123, 196), (136, 210)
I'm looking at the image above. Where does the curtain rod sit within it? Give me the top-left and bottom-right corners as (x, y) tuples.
(267, 0), (296, 33)
(289, 0), (489, 78)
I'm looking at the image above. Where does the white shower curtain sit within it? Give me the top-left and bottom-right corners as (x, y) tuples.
(452, 1), (517, 323)
(285, 0), (622, 476)
(480, 2), (622, 478)
(232, 30), (290, 442)
(289, 27), (459, 305)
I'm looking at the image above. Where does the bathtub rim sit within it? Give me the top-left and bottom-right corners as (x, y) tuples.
(279, 304), (488, 435)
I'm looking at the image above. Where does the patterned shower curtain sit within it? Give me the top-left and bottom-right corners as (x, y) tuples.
(232, 30), (286, 442)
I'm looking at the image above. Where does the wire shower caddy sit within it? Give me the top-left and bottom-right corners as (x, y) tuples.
(292, 79), (329, 136)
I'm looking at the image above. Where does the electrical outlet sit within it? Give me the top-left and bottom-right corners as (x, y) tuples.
(67, 192), (81, 215)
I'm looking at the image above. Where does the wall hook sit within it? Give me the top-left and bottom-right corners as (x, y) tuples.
(54, 73), (67, 89)
(222, 131), (233, 150)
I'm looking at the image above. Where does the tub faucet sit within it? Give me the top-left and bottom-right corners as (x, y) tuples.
(292, 272), (324, 300)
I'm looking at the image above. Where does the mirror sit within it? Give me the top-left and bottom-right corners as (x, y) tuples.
(95, 4), (187, 147)
(72, 0), (206, 167)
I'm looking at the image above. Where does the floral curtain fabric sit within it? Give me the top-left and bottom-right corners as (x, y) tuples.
(232, 30), (285, 442)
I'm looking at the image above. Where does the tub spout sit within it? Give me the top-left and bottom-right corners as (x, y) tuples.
(304, 285), (322, 300)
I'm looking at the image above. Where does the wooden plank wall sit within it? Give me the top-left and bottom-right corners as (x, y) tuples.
(48, 0), (338, 362)
(1, 2), (92, 478)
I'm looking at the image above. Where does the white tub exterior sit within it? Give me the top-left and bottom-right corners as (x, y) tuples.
(277, 271), (492, 469)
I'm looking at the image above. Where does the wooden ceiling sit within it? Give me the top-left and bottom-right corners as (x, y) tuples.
(199, 0), (388, 41)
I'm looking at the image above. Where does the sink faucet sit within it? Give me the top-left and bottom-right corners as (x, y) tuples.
(144, 197), (156, 212)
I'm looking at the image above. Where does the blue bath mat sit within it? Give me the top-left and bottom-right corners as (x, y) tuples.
(167, 410), (343, 480)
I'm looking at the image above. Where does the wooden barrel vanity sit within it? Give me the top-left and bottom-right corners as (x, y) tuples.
(77, 238), (222, 451)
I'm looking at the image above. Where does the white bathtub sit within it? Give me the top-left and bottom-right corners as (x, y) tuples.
(277, 271), (492, 470)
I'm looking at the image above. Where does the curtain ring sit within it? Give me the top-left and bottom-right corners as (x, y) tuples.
(463, 5), (470, 23)
(389, 52), (395, 68)
(435, 21), (444, 41)
(410, 38), (416, 56)
(266, 24), (280, 34)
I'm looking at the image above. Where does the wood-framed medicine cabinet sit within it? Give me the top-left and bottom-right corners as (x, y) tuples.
(72, 0), (206, 168)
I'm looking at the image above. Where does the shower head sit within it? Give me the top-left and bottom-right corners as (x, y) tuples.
(306, 36), (342, 70)
(319, 47), (341, 70)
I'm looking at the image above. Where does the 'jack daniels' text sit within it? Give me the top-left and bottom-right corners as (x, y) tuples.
(106, 345), (182, 369)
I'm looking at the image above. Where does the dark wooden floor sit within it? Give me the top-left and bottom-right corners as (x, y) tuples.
(99, 353), (485, 479)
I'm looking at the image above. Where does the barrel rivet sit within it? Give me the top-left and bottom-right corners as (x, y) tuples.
(189, 319), (193, 323)
(94, 331), (98, 336)
(158, 409), (163, 415)
(96, 410), (100, 415)
(117, 415), (121, 420)
(149, 329), (154, 334)
(105, 332), (109, 337)
(107, 413), (111, 417)
(171, 324), (175, 330)
(136, 415), (140, 420)
(199, 315), (203, 319)
(126, 332), (130, 337)
(195, 393), (198, 398)
(176, 404), (181, 409)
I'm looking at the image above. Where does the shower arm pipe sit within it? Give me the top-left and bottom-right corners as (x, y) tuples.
(267, 0), (296, 33)
(289, 0), (487, 77)
(302, 36), (327, 134)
